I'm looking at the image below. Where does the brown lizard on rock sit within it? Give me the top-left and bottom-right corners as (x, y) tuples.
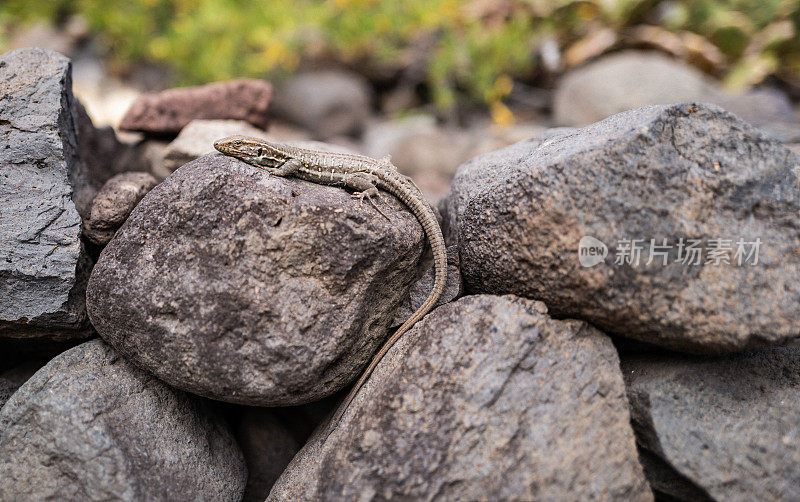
(214, 136), (447, 428)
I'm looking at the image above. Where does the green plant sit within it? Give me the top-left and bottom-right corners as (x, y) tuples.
(2, 0), (798, 119)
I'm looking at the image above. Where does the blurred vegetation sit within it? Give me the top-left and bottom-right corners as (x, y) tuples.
(1, 0), (799, 119)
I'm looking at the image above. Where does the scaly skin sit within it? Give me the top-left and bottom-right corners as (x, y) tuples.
(214, 135), (447, 429)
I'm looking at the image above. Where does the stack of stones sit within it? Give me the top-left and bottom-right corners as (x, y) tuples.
(2, 47), (800, 501)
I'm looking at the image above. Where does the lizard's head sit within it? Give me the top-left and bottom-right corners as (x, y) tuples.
(214, 135), (291, 168)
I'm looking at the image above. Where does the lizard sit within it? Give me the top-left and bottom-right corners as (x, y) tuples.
(214, 135), (447, 429)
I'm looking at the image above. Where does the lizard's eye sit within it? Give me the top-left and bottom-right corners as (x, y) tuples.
(257, 148), (263, 156)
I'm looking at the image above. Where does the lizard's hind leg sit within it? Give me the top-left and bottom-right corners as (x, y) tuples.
(346, 173), (392, 221)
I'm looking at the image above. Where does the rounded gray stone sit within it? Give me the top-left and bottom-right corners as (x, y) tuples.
(0, 339), (246, 501)
(83, 171), (158, 245)
(269, 295), (652, 501)
(87, 153), (424, 405)
(272, 71), (372, 139)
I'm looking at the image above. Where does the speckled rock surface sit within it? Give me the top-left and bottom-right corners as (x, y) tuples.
(83, 171), (158, 245)
(623, 347), (800, 501)
(0, 47), (92, 340)
(119, 78), (272, 134)
(268, 295), (652, 501)
(445, 102), (800, 353)
(87, 153), (425, 405)
(0, 339), (246, 501)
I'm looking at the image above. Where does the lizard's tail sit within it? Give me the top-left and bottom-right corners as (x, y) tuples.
(327, 227), (448, 436)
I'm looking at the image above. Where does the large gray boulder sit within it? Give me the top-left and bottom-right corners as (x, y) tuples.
(87, 153), (425, 405)
(268, 295), (652, 501)
(0, 47), (92, 340)
(623, 346), (800, 501)
(0, 339), (246, 501)
(445, 102), (800, 353)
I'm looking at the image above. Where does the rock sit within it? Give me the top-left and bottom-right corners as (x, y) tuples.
(622, 346), (800, 501)
(711, 88), (800, 143)
(160, 119), (268, 174)
(392, 245), (461, 326)
(139, 139), (171, 180)
(272, 71), (372, 139)
(260, 119), (312, 143)
(87, 153), (425, 406)
(553, 51), (800, 140)
(83, 172), (158, 245)
(362, 115), (437, 160)
(445, 102), (800, 353)
(554, 51), (714, 126)
(0, 340), (246, 500)
(389, 128), (473, 200)
(119, 79), (272, 134)
(0, 47), (93, 340)
(269, 295), (651, 501)
(234, 408), (301, 501)
(150, 119), (310, 182)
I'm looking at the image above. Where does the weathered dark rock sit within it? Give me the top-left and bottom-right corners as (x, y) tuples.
(272, 71), (371, 139)
(83, 171), (158, 245)
(0, 339), (246, 501)
(622, 347), (800, 501)
(119, 79), (272, 134)
(87, 153), (425, 405)
(234, 408), (301, 501)
(0, 47), (92, 340)
(269, 295), (652, 501)
(446, 102), (800, 353)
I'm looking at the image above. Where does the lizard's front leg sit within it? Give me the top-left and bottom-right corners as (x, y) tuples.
(345, 173), (391, 221)
(272, 158), (303, 176)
